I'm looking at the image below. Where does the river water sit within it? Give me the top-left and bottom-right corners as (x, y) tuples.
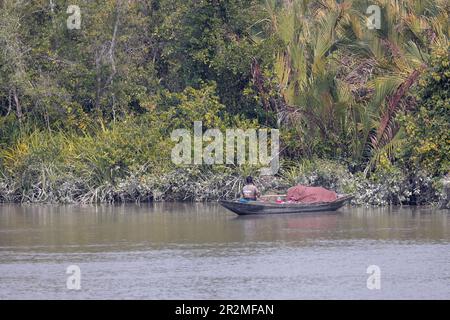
(0, 203), (449, 299)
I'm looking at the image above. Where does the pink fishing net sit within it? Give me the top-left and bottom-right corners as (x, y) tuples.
(286, 185), (337, 203)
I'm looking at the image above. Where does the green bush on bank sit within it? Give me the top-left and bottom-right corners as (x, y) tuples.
(399, 43), (450, 176)
(0, 79), (446, 206)
(278, 159), (442, 206)
(1, 1), (448, 207)
(0, 124), (169, 203)
(0, 82), (259, 203)
(1, 147), (443, 205)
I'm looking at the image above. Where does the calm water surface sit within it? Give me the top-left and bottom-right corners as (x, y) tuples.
(0, 203), (449, 299)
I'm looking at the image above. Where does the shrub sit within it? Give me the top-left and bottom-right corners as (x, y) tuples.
(399, 42), (450, 176)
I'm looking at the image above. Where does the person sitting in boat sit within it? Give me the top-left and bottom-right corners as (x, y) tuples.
(241, 176), (261, 201)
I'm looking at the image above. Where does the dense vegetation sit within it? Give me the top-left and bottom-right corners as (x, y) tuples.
(0, 0), (449, 205)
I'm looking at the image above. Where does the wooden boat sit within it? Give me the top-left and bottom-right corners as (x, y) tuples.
(219, 195), (354, 216)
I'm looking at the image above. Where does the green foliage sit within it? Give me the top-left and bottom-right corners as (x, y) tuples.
(150, 0), (274, 118)
(279, 158), (440, 206)
(256, 0), (448, 167)
(153, 82), (228, 131)
(399, 41), (450, 176)
(0, 0), (448, 204)
(0, 119), (167, 194)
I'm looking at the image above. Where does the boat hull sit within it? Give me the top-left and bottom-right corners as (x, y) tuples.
(219, 195), (353, 216)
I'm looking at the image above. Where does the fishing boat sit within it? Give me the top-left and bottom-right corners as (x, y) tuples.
(219, 195), (353, 216)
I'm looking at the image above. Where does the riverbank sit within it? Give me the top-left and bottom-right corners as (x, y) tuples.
(0, 1), (448, 209)
(0, 159), (446, 207)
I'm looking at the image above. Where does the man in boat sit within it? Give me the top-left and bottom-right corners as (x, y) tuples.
(241, 176), (261, 201)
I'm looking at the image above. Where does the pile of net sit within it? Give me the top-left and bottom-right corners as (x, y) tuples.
(286, 185), (337, 203)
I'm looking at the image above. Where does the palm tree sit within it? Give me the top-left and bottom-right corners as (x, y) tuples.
(358, 0), (448, 172)
(251, 0), (449, 171)
(253, 0), (368, 158)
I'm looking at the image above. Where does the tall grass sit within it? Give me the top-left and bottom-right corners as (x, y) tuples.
(0, 118), (172, 203)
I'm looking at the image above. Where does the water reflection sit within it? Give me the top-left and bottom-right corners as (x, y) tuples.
(0, 204), (448, 251)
